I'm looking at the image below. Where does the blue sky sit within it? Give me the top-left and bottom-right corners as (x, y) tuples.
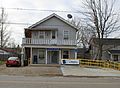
(0, 0), (120, 45)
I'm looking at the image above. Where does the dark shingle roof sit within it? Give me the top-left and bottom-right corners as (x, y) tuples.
(91, 38), (120, 45)
(109, 50), (120, 54)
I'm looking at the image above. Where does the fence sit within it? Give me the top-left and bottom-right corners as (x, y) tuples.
(79, 59), (120, 70)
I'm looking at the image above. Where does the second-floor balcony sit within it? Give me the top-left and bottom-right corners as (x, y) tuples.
(22, 38), (77, 46)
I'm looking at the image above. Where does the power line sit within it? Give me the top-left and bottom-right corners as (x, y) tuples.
(0, 7), (118, 16)
(4, 22), (70, 27)
(0, 7), (87, 13)
(4, 22), (31, 25)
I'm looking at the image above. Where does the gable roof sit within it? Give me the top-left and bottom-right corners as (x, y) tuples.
(28, 13), (78, 31)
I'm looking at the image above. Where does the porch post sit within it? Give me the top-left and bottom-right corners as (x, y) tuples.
(21, 47), (24, 66)
(111, 54), (113, 61)
(75, 48), (77, 59)
(45, 49), (47, 64)
(59, 50), (61, 64)
(30, 47), (33, 64)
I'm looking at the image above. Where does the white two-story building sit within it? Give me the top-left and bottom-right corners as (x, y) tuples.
(22, 13), (78, 65)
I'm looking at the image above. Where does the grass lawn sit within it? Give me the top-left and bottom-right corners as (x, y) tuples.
(0, 61), (4, 65)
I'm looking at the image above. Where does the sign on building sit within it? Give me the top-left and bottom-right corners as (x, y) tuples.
(62, 59), (79, 65)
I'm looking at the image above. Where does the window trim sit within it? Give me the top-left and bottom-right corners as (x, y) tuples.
(62, 50), (70, 59)
(63, 30), (69, 40)
(39, 31), (45, 39)
(52, 31), (56, 39)
(113, 55), (119, 61)
(32, 31), (38, 38)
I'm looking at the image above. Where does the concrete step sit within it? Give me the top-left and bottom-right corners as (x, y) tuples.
(29, 64), (61, 67)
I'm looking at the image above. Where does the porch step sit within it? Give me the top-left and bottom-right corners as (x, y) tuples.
(29, 64), (61, 67)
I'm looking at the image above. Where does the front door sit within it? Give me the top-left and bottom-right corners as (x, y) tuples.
(38, 49), (45, 64)
(48, 51), (59, 64)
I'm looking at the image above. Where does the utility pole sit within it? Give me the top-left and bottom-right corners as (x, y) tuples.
(1, 7), (4, 48)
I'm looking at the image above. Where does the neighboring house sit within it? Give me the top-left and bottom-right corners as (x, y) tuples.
(22, 13), (78, 65)
(90, 38), (120, 62)
(0, 48), (20, 60)
(0, 49), (10, 55)
(77, 48), (90, 59)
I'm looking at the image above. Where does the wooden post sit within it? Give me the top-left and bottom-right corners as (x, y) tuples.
(30, 47), (33, 64)
(45, 49), (47, 64)
(21, 47), (24, 66)
(75, 49), (77, 59)
(59, 50), (61, 64)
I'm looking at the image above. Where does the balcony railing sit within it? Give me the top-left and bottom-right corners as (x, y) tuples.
(22, 38), (77, 45)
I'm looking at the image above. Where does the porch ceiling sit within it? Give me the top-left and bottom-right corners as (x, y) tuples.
(22, 45), (77, 49)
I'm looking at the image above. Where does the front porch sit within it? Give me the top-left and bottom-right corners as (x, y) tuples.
(23, 47), (77, 65)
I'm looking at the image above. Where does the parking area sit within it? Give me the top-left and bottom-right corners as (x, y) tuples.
(0, 64), (63, 76)
(61, 65), (120, 77)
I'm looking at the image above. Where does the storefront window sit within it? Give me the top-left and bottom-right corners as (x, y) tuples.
(39, 50), (45, 59)
(63, 50), (69, 59)
(38, 49), (45, 64)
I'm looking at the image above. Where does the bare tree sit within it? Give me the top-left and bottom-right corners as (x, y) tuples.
(7, 38), (19, 48)
(70, 18), (95, 59)
(71, 18), (95, 49)
(0, 8), (11, 48)
(82, 0), (120, 60)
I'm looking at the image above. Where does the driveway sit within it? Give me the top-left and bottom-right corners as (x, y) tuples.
(0, 64), (63, 76)
(61, 65), (120, 77)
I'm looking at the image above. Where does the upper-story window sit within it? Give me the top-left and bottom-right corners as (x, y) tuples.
(33, 31), (38, 38)
(52, 31), (56, 39)
(64, 30), (69, 40)
(39, 31), (45, 39)
(45, 31), (50, 39)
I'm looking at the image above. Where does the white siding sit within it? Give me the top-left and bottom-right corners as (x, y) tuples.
(33, 17), (76, 40)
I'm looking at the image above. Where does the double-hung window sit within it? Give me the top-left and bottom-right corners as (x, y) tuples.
(52, 31), (56, 39)
(33, 31), (38, 38)
(39, 31), (45, 39)
(64, 30), (69, 40)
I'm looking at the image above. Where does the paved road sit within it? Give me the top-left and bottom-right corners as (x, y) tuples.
(0, 75), (120, 88)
